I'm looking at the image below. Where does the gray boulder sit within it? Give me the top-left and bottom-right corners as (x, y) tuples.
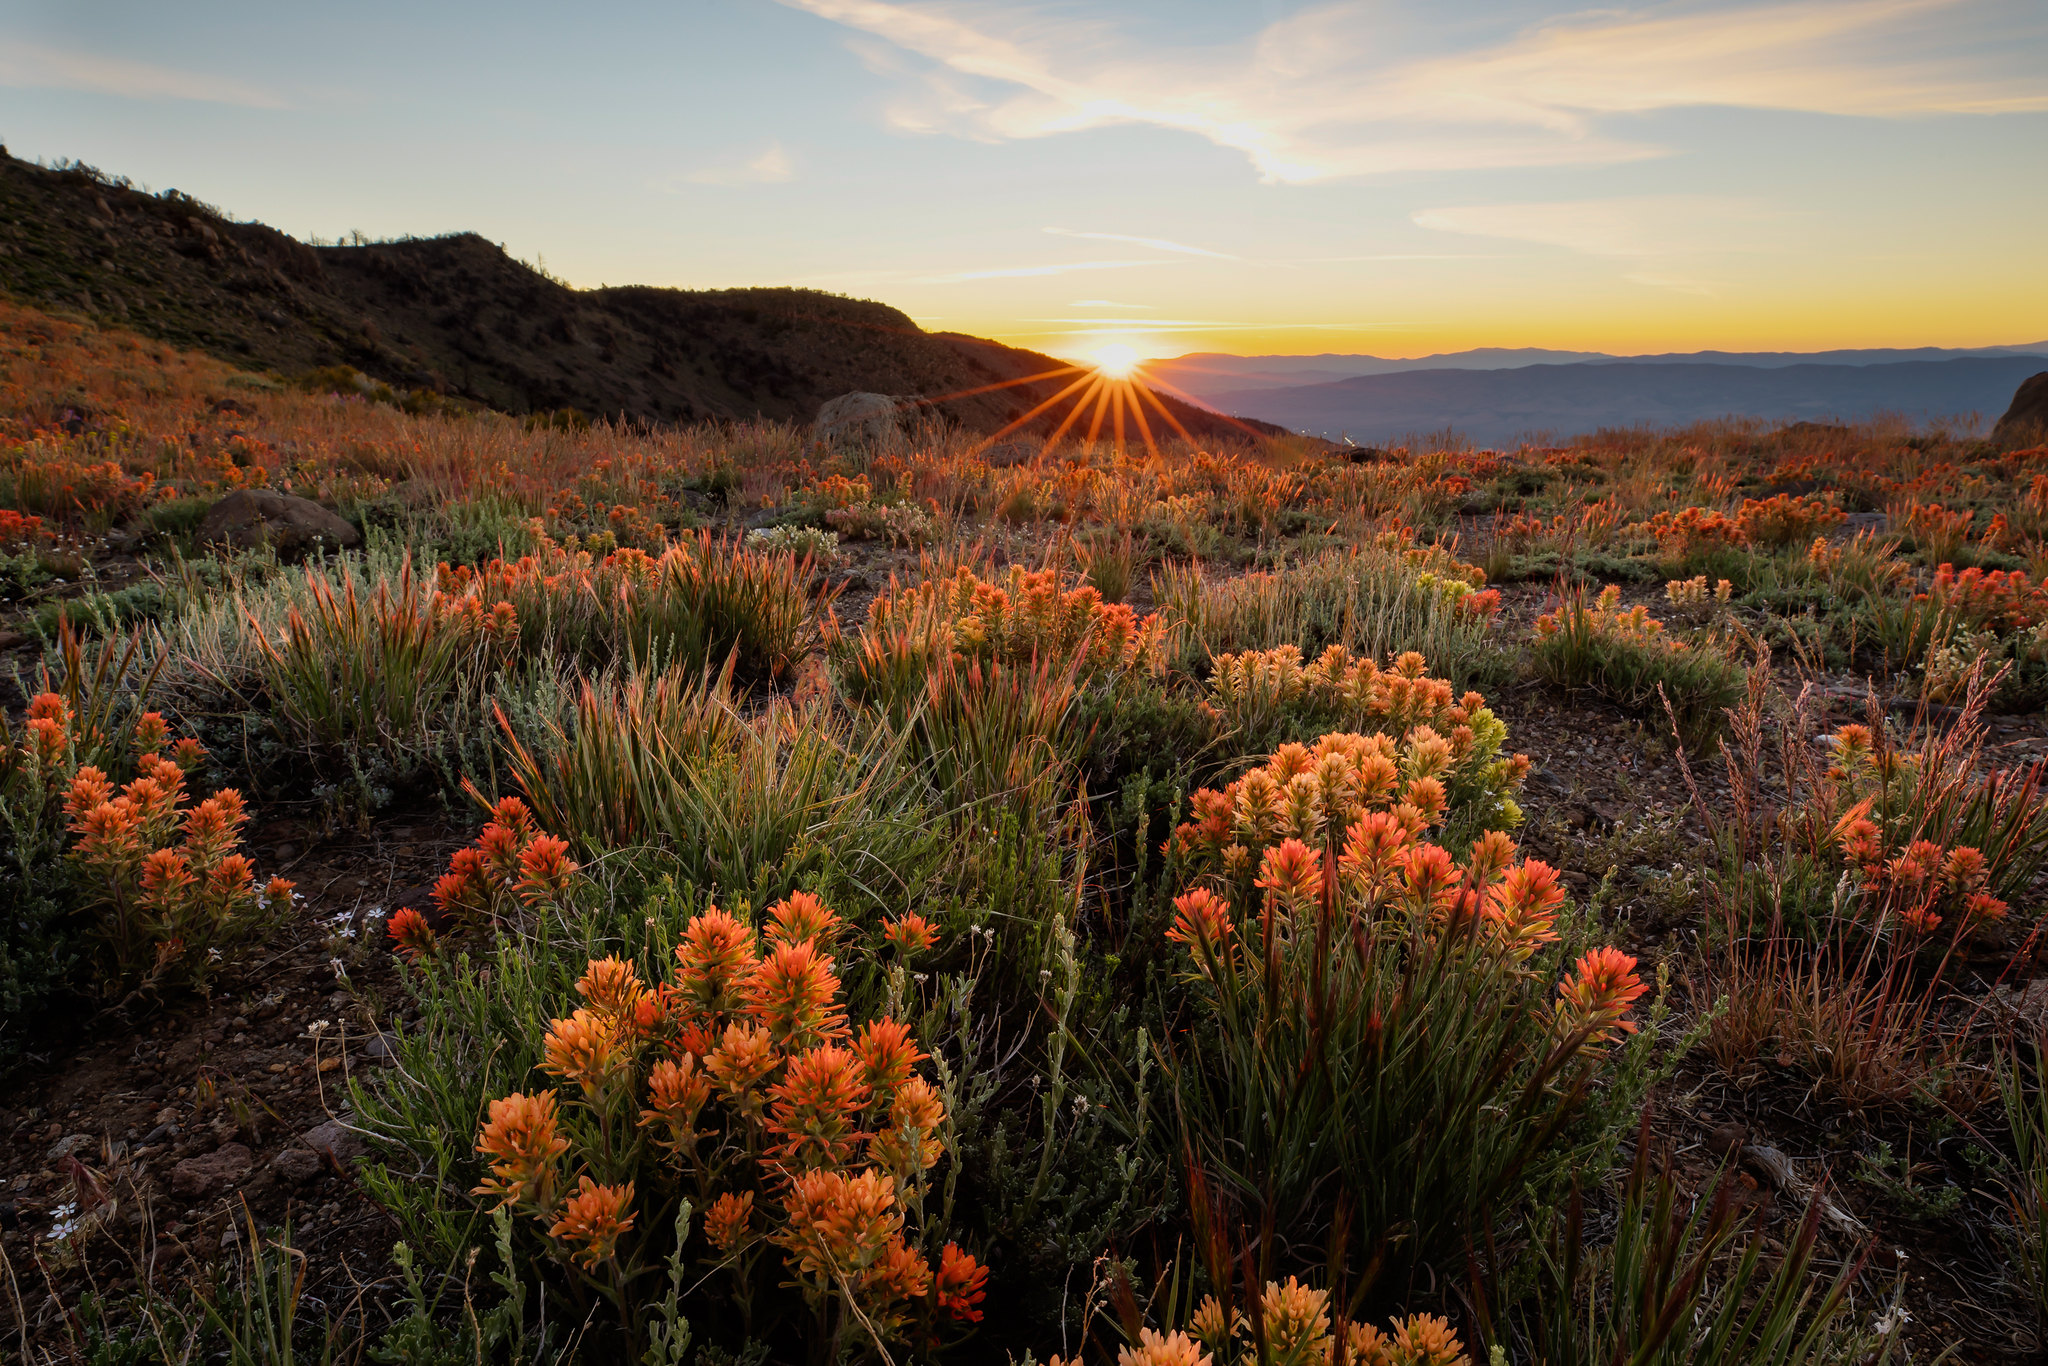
(815, 392), (901, 447)
(198, 489), (361, 559)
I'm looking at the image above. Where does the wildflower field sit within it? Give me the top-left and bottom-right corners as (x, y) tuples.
(6, 296), (2048, 1364)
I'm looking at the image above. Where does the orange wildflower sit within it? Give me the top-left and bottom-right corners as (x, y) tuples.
(935, 1242), (989, 1322)
(1556, 947), (1649, 1044)
(473, 1091), (569, 1209)
(852, 1018), (926, 1096)
(705, 1190), (755, 1252)
(549, 1176), (635, 1268)
(387, 907), (437, 961)
(748, 940), (848, 1049)
(766, 890), (841, 948)
(767, 1043), (870, 1167)
(882, 913), (939, 956)
(674, 907), (759, 1018)
(1116, 1328), (1212, 1366)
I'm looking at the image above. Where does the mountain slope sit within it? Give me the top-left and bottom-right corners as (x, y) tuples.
(0, 151), (1275, 440)
(1206, 357), (2048, 446)
(1152, 344), (2048, 405)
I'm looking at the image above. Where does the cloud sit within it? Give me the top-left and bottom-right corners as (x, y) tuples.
(1045, 228), (1238, 258)
(686, 142), (796, 185)
(916, 258), (1182, 283)
(1414, 195), (1768, 292)
(1412, 196), (1776, 257)
(1070, 299), (1157, 308)
(0, 38), (286, 107)
(771, 0), (2048, 181)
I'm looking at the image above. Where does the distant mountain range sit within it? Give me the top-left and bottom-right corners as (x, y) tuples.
(1149, 347), (2048, 445)
(0, 150), (1276, 442)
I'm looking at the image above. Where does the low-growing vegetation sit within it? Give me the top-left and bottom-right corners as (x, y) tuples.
(4, 296), (2047, 1364)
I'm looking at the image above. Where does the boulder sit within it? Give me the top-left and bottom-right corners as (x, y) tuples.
(197, 489), (361, 559)
(1992, 371), (2048, 450)
(170, 1142), (253, 1200)
(815, 392), (901, 447)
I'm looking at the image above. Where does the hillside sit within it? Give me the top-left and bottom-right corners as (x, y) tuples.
(0, 151), (1274, 440)
(1202, 355), (2048, 445)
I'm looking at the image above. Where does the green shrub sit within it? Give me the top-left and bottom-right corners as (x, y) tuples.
(1532, 585), (1747, 746)
(1152, 732), (1664, 1299)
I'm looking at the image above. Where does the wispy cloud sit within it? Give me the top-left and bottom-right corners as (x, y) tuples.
(685, 142), (796, 185)
(0, 38), (287, 107)
(916, 258), (1181, 283)
(1412, 196), (1777, 257)
(1046, 228), (1238, 258)
(1413, 195), (1772, 292)
(1070, 299), (1157, 308)
(773, 0), (2048, 181)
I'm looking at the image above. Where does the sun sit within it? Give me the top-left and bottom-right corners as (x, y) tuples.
(1091, 342), (1142, 379)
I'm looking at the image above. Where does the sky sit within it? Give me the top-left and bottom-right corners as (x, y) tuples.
(1, 0), (2045, 362)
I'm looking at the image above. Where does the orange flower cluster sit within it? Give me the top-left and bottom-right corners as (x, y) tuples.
(1554, 947), (1651, 1044)
(1535, 584), (1675, 647)
(868, 563), (1165, 682)
(0, 507), (46, 548)
(1095, 1276), (1470, 1366)
(1824, 726), (2015, 938)
(1169, 820), (1567, 977)
(467, 888), (981, 1347)
(1645, 505), (1742, 558)
(1926, 563), (2048, 634)
(1, 691), (290, 991)
(428, 795), (581, 926)
(1732, 493), (1845, 548)
(1205, 646), (1512, 751)
(1168, 726), (1530, 872)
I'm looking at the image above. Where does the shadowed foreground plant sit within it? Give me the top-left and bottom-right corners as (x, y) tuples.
(1694, 662), (2045, 1109)
(1493, 1119), (1893, 1366)
(1999, 1034), (2048, 1328)
(4, 664), (290, 1011)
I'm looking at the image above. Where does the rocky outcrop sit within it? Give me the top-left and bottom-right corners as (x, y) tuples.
(1993, 372), (2048, 450)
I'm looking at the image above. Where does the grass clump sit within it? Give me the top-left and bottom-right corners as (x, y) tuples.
(1532, 584), (1747, 746)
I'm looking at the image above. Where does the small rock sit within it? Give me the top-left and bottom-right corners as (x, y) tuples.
(1706, 1122), (1748, 1159)
(271, 1148), (324, 1185)
(170, 1142), (254, 1200)
(46, 1133), (94, 1163)
(300, 1119), (365, 1169)
(361, 1033), (397, 1063)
